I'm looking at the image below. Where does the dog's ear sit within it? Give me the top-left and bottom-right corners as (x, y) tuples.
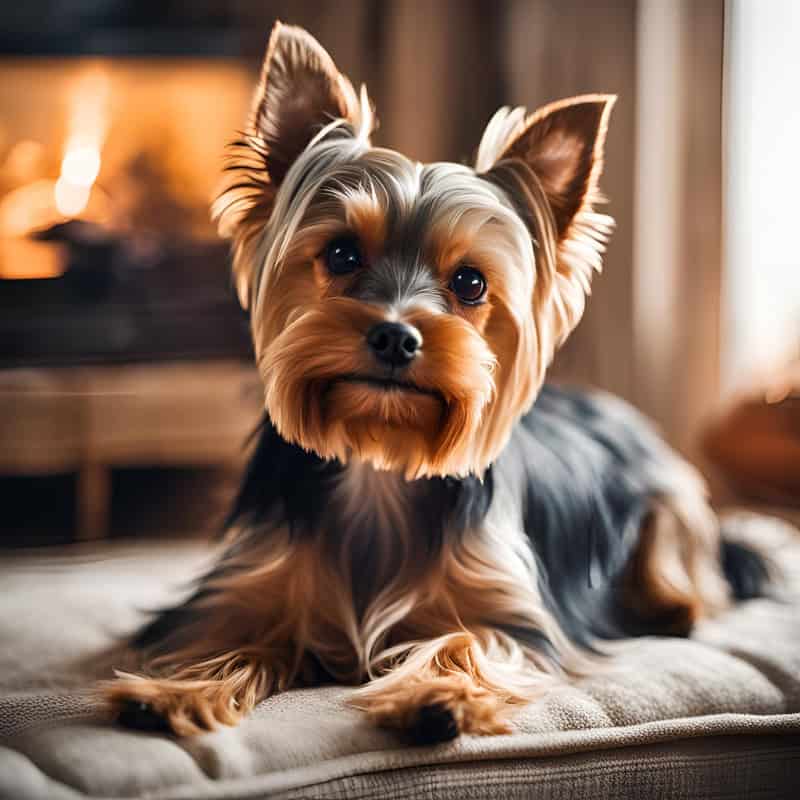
(476, 95), (615, 239)
(251, 22), (365, 184)
(215, 23), (372, 308)
(477, 96), (615, 346)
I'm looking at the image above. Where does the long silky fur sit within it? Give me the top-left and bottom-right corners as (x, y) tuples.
(106, 25), (769, 739)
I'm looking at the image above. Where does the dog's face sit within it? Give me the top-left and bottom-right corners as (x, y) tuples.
(215, 23), (614, 478)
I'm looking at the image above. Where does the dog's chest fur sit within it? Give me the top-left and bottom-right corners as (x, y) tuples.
(225, 417), (496, 597)
(329, 464), (422, 602)
(301, 461), (542, 679)
(326, 462), (488, 606)
(151, 426), (508, 682)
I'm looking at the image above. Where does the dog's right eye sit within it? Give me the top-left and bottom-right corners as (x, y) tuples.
(324, 237), (363, 275)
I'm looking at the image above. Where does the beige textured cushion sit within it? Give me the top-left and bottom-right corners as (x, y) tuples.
(1, 513), (799, 799)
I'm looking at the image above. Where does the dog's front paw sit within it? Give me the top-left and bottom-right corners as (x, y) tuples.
(116, 698), (173, 733)
(104, 674), (242, 737)
(356, 677), (513, 742)
(409, 702), (460, 744)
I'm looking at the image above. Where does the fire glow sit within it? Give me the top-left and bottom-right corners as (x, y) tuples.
(54, 70), (110, 218)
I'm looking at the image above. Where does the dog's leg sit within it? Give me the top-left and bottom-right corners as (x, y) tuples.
(105, 648), (287, 736)
(621, 493), (730, 634)
(351, 630), (543, 743)
(103, 535), (336, 735)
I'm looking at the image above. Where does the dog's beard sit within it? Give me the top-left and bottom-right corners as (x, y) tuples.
(259, 297), (496, 478)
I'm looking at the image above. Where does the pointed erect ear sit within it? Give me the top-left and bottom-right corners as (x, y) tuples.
(214, 23), (371, 308)
(476, 95), (615, 238)
(251, 22), (365, 184)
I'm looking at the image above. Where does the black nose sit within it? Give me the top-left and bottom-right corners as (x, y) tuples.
(366, 322), (421, 368)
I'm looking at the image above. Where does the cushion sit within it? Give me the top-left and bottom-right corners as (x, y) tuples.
(1, 513), (799, 799)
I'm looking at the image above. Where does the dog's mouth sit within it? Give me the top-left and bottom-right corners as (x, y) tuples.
(336, 374), (444, 401)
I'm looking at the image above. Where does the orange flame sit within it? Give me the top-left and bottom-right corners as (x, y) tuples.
(54, 69), (110, 217)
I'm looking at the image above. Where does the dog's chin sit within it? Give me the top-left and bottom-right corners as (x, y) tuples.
(335, 375), (445, 402)
(267, 373), (490, 478)
(325, 378), (445, 434)
(305, 378), (446, 476)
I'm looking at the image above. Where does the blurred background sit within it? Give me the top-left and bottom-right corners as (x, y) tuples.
(0, 0), (798, 545)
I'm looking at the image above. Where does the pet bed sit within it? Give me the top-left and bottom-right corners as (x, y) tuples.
(1, 513), (799, 799)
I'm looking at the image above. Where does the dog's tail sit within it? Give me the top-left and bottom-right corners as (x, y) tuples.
(720, 537), (771, 601)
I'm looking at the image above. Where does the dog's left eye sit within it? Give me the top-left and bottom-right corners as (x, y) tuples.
(324, 237), (363, 275)
(450, 266), (487, 304)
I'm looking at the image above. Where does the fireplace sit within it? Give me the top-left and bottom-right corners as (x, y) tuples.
(0, 55), (255, 365)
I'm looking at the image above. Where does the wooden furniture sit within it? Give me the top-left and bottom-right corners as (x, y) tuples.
(0, 361), (262, 540)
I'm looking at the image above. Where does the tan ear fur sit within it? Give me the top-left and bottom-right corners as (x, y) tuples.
(251, 22), (362, 183)
(478, 95), (615, 239)
(213, 22), (372, 308)
(477, 95), (616, 347)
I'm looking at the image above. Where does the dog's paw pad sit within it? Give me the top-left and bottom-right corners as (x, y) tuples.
(409, 703), (459, 745)
(116, 699), (172, 733)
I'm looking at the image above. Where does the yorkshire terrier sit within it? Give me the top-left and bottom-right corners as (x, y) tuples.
(106, 22), (768, 744)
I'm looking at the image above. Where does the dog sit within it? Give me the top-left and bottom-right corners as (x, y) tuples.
(106, 22), (769, 744)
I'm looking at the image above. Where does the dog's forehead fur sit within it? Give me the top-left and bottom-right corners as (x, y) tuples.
(259, 131), (536, 317)
(339, 158), (533, 312)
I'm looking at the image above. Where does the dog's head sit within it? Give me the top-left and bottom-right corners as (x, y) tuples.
(215, 23), (614, 479)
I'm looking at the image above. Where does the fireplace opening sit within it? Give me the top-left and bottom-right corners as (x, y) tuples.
(0, 57), (254, 365)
